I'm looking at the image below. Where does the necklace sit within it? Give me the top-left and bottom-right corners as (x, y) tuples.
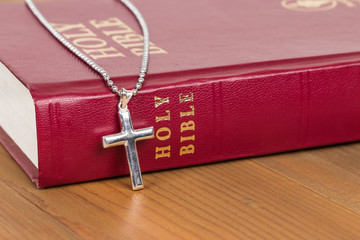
(25, 0), (154, 190)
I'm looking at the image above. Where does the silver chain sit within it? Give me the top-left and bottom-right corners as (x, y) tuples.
(25, 0), (149, 98)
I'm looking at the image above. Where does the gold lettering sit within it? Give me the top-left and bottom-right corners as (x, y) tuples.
(156, 127), (171, 141)
(89, 17), (124, 29)
(112, 33), (143, 47)
(63, 28), (97, 39)
(83, 47), (125, 59)
(155, 146), (171, 159)
(149, 46), (168, 55)
(131, 45), (168, 56)
(52, 23), (85, 33)
(180, 135), (195, 142)
(180, 145), (195, 156)
(131, 48), (142, 56)
(72, 37), (107, 48)
(180, 120), (195, 132)
(156, 110), (170, 122)
(179, 92), (194, 103)
(102, 28), (133, 36)
(180, 106), (195, 117)
(91, 17), (166, 56)
(121, 42), (144, 49)
(154, 96), (170, 108)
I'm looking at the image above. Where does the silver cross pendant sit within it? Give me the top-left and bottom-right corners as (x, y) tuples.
(102, 91), (154, 190)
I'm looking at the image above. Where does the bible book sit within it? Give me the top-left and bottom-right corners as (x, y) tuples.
(1, 0), (360, 187)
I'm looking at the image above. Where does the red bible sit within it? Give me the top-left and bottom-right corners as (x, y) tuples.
(1, 0), (360, 188)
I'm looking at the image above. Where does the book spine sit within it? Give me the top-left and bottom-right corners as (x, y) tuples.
(35, 61), (360, 187)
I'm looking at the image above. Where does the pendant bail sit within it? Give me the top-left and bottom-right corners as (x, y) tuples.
(119, 88), (133, 110)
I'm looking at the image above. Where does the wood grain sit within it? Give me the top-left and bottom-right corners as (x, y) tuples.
(0, 182), (83, 240)
(0, 147), (81, 240)
(2, 144), (360, 240)
(254, 142), (360, 214)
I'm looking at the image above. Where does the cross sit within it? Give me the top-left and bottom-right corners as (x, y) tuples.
(102, 107), (154, 190)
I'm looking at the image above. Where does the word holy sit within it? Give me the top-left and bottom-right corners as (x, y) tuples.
(52, 17), (166, 60)
(154, 92), (195, 159)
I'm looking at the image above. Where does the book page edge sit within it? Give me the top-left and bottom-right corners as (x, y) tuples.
(0, 61), (38, 168)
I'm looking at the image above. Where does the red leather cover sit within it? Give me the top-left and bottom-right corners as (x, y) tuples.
(1, 0), (360, 187)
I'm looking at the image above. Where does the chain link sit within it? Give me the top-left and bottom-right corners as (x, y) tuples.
(25, 0), (149, 98)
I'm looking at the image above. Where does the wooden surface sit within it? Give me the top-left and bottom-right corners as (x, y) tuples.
(1, 143), (360, 240)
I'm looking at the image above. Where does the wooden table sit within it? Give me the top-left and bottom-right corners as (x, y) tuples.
(1, 142), (360, 240)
